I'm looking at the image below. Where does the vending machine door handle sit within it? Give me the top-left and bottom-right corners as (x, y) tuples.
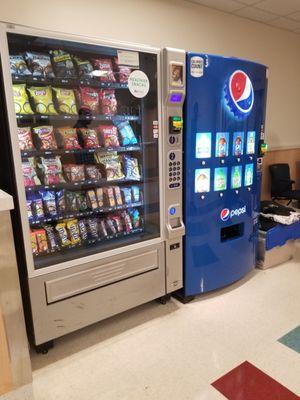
(166, 219), (185, 240)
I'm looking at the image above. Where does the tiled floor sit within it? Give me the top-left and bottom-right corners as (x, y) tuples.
(31, 247), (300, 400)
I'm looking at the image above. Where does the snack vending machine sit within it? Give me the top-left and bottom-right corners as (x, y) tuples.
(0, 24), (185, 349)
(181, 52), (268, 299)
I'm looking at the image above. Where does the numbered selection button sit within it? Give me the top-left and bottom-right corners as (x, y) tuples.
(169, 152), (176, 161)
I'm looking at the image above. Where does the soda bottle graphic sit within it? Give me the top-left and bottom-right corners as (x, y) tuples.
(247, 133), (255, 154)
(234, 136), (242, 156)
(232, 167), (240, 188)
(245, 167), (253, 186)
(218, 137), (227, 157)
(215, 168), (226, 190)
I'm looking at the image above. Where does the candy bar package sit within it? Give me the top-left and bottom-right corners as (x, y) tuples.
(65, 191), (78, 213)
(95, 188), (104, 208)
(39, 156), (65, 185)
(56, 127), (81, 150)
(63, 164), (85, 183)
(73, 56), (93, 78)
(131, 186), (141, 202)
(78, 219), (88, 241)
(106, 217), (117, 235)
(52, 87), (78, 115)
(26, 199), (34, 222)
(18, 127), (35, 151)
(85, 165), (102, 181)
(111, 215), (123, 233)
(10, 55), (31, 76)
(32, 195), (44, 219)
(76, 192), (88, 212)
(95, 152), (124, 181)
(86, 218), (99, 239)
(86, 189), (98, 210)
(121, 187), (132, 204)
(103, 187), (116, 208)
(50, 50), (76, 78)
(27, 86), (57, 115)
(97, 125), (119, 148)
(78, 128), (100, 149)
(92, 58), (116, 82)
(115, 121), (138, 146)
(128, 208), (141, 229)
(35, 228), (48, 253)
(22, 158), (41, 187)
(39, 190), (57, 217)
(44, 225), (59, 251)
(98, 219), (108, 238)
(76, 86), (100, 113)
(24, 52), (54, 78)
(66, 219), (81, 245)
(121, 210), (133, 233)
(123, 155), (141, 180)
(56, 189), (66, 214)
(31, 231), (38, 255)
(55, 222), (71, 247)
(32, 126), (57, 150)
(13, 84), (33, 115)
(99, 89), (117, 115)
(114, 186), (123, 206)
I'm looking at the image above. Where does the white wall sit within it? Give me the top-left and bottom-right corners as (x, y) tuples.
(1, 0), (300, 149)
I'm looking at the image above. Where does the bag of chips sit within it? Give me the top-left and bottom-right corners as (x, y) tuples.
(122, 210), (133, 233)
(78, 219), (88, 241)
(52, 87), (77, 115)
(39, 190), (57, 217)
(27, 86), (57, 115)
(76, 86), (100, 113)
(103, 187), (116, 208)
(123, 155), (141, 180)
(85, 165), (102, 181)
(56, 127), (81, 150)
(35, 228), (48, 252)
(44, 225), (60, 251)
(98, 219), (108, 238)
(39, 156), (65, 185)
(31, 194), (44, 219)
(10, 55), (31, 76)
(92, 58), (116, 82)
(111, 215), (123, 233)
(22, 158), (41, 187)
(128, 208), (141, 229)
(66, 219), (81, 245)
(13, 84), (33, 115)
(63, 164), (85, 183)
(97, 125), (119, 148)
(50, 50), (76, 78)
(99, 89), (117, 115)
(131, 186), (141, 203)
(18, 127), (35, 151)
(55, 222), (71, 247)
(95, 188), (104, 208)
(86, 218), (99, 239)
(118, 66), (132, 84)
(56, 189), (66, 214)
(25, 52), (55, 78)
(31, 231), (38, 254)
(121, 187), (132, 204)
(65, 191), (78, 213)
(86, 190), (98, 210)
(106, 217), (117, 235)
(26, 199), (34, 222)
(32, 126), (57, 150)
(95, 152), (124, 181)
(115, 121), (138, 146)
(76, 192), (88, 212)
(73, 56), (93, 78)
(78, 128), (100, 149)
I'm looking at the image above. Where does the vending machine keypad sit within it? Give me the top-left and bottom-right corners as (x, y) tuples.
(168, 151), (181, 188)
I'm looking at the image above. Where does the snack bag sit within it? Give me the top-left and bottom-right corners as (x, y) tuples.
(52, 87), (78, 115)
(121, 187), (132, 204)
(56, 127), (81, 150)
(99, 89), (117, 115)
(103, 187), (115, 208)
(106, 217), (117, 235)
(95, 152), (124, 181)
(63, 164), (85, 183)
(123, 155), (141, 180)
(128, 208), (141, 229)
(56, 189), (66, 214)
(18, 127), (35, 151)
(27, 86), (57, 115)
(114, 186), (123, 206)
(86, 189), (98, 210)
(13, 84), (33, 115)
(73, 56), (93, 78)
(95, 188), (104, 208)
(66, 219), (81, 245)
(131, 186), (141, 202)
(39, 156), (65, 185)
(10, 55), (31, 76)
(26, 199), (34, 222)
(78, 128), (100, 149)
(98, 219), (108, 238)
(85, 165), (102, 181)
(25, 52), (54, 78)
(22, 158), (41, 187)
(35, 228), (48, 252)
(31, 231), (38, 254)
(114, 57), (132, 83)
(76, 192), (88, 212)
(40, 190), (57, 217)
(50, 50), (76, 78)
(122, 210), (133, 233)
(76, 86), (100, 113)
(44, 225), (60, 251)
(97, 125), (119, 148)
(32, 195), (44, 219)
(32, 126), (57, 150)
(65, 191), (78, 213)
(111, 215), (123, 232)
(78, 219), (88, 241)
(115, 121), (138, 146)
(92, 58), (116, 82)
(86, 218), (98, 239)
(55, 222), (71, 246)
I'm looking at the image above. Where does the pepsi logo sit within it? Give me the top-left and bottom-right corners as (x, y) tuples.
(224, 70), (254, 119)
(220, 208), (230, 222)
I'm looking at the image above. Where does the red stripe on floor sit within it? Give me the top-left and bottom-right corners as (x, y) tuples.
(212, 361), (299, 400)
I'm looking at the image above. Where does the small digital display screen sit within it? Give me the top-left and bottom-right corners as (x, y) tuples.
(244, 164), (254, 186)
(195, 168), (210, 193)
(232, 132), (244, 156)
(195, 132), (211, 159)
(215, 132), (229, 157)
(231, 166), (243, 189)
(214, 167), (228, 191)
(170, 93), (183, 103)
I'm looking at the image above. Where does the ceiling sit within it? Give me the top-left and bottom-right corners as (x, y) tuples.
(187, 0), (300, 34)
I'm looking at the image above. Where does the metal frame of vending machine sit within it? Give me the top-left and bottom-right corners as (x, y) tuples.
(0, 24), (185, 350)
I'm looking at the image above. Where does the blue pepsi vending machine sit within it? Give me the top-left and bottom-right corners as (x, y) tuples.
(181, 53), (268, 299)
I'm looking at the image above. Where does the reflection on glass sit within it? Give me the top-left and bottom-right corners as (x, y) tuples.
(215, 132), (229, 157)
(246, 131), (256, 155)
(195, 168), (210, 193)
(214, 167), (227, 191)
(195, 132), (211, 159)
(244, 164), (254, 186)
(231, 165), (242, 189)
(232, 132), (244, 156)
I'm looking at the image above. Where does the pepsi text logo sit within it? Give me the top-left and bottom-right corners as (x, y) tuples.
(220, 206), (246, 221)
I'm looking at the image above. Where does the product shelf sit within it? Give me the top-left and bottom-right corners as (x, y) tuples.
(16, 114), (140, 123)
